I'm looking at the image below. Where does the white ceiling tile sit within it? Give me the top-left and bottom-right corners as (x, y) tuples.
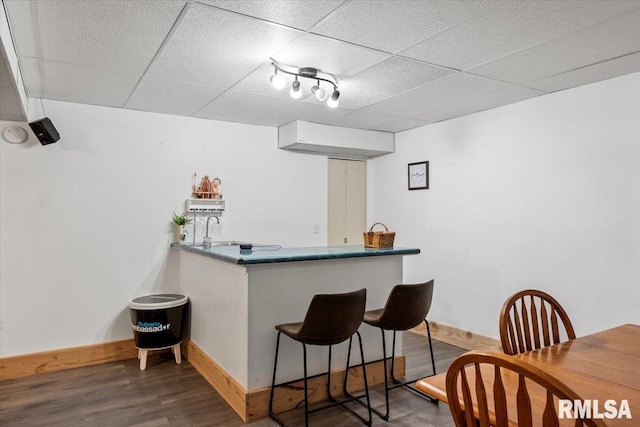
(200, 0), (344, 30)
(305, 57), (455, 110)
(311, 0), (499, 53)
(372, 118), (431, 133)
(400, 1), (640, 71)
(194, 91), (293, 123)
(361, 72), (508, 117)
(252, 102), (351, 127)
(5, 0), (640, 131)
(413, 85), (545, 122)
(328, 111), (400, 130)
(0, 87), (26, 121)
(272, 33), (389, 79)
(18, 57), (43, 98)
(4, 1), (39, 58)
(149, 3), (301, 87)
(527, 53), (640, 93)
(41, 60), (140, 108)
(470, 8), (640, 84)
(126, 77), (225, 117)
(11, 1), (186, 75)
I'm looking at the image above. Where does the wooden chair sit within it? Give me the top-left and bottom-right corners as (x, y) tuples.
(499, 289), (576, 356)
(446, 351), (606, 427)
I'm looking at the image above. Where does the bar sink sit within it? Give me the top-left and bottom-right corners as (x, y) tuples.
(203, 240), (246, 247)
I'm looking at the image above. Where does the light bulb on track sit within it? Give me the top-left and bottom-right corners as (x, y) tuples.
(312, 81), (327, 101)
(270, 70), (285, 89)
(290, 77), (302, 99)
(327, 89), (340, 108)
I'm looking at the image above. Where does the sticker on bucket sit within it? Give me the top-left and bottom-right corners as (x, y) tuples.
(132, 321), (171, 333)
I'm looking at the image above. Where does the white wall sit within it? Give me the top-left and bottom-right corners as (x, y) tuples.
(0, 100), (327, 357)
(368, 72), (640, 339)
(2, 73), (639, 358)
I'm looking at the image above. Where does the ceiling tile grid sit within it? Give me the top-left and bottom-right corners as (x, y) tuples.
(398, 0), (640, 71)
(125, 77), (226, 117)
(527, 52), (640, 93)
(271, 33), (389, 79)
(4, 0), (640, 131)
(413, 85), (545, 123)
(199, 0), (345, 31)
(304, 56), (456, 110)
(310, 0), (500, 53)
(194, 90), (294, 123)
(6, 0), (186, 75)
(40, 60), (141, 108)
(147, 2), (302, 88)
(469, 8), (640, 84)
(361, 72), (512, 118)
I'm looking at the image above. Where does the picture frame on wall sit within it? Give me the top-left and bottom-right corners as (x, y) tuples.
(408, 161), (429, 190)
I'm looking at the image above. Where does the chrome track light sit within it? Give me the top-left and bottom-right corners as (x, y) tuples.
(290, 76), (302, 99)
(269, 58), (339, 107)
(311, 80), (328, 101)
(327, 89), (340, 108)
(270, 69), (286, 89)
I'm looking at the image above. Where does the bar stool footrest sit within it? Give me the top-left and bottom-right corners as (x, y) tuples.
(309, 392), (372, 426)
(385, 371), (440, 403)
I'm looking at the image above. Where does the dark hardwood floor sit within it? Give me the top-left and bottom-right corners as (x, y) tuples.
(0, 332), (466, 426)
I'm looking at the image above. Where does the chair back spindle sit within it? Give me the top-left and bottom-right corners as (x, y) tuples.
(500, 290), (576, 355)
(446, 351), (605, 427)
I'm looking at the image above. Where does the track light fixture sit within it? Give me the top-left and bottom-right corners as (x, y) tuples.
(327, 89), (340, 108)
(290, 76), (302, 99)
(270, 69), (286, 89)
(269, 58), (340, 108)
(311, 80), (328, 101)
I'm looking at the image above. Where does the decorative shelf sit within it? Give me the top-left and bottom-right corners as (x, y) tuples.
(185, 198), (225, 213)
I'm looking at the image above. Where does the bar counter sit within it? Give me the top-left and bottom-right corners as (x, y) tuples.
(171, 243), (420, 421)
(170, 243), (420, 264)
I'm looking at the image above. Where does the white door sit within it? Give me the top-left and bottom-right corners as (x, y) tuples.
(328, 159), (366, 246)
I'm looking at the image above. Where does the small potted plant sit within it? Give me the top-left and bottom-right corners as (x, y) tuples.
(172, 212), (191, 244)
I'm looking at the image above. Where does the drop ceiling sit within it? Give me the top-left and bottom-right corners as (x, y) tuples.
(2, 0), (640, 132)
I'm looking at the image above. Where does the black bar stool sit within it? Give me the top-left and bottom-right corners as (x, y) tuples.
(349, 280), (437, 421)
(268, 288), (372, 427)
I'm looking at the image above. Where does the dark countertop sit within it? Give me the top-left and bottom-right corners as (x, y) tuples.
(170, 243), (420, 265)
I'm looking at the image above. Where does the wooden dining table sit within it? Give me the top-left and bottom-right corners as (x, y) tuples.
(416, 324), (640, 426)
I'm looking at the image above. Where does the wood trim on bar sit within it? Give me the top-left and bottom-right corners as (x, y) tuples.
(182, 339), (249, 421)
(0, 338), (138, 381)
(183, 338), (405, 422)
(410, 321), (502, 352)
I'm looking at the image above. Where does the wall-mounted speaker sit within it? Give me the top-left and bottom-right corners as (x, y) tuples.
(28, 117), (60, 145)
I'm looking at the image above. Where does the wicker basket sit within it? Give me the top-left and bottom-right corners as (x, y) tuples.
(363, 223), (396, 248)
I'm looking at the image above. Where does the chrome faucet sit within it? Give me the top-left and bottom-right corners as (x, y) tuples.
(186, 211), (197, 245)
(203, 216), (220, 247)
